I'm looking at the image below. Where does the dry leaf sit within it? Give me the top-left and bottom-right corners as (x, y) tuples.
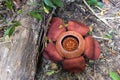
(65, 24), (68, 27)
(58, 25), (63, 29)
(111, 50), (117, 56)
(117, 69), (120, 75)
(50, 63), (58, 70)
(118, 11), (120, 16)
(89, 24), (93, 32)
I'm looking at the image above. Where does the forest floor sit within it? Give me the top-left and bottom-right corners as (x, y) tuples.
(36, 0), (120, 80)
(0, 0), (120, 80)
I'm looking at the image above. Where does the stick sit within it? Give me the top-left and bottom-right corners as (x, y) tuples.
(83, 0), (112, 28)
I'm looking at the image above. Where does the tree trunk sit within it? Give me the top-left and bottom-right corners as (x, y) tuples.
(0, 1), (44, 80)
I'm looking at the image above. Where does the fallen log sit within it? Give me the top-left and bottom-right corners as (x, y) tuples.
(0, 1), (44, 80)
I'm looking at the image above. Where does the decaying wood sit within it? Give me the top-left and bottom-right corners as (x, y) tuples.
(0, 1), (44, 80)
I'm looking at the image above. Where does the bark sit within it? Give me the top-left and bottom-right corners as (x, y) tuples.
(0, 1), (44, 80)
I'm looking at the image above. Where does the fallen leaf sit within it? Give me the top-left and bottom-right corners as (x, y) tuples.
(117, 69), (120, 75)
(88, 24), (93, 35)
(118, 11), (120, 16)
(58, 25), (63, 29)
(100, 10), (106, 16)
(50, 63), (58, 70)
(109, 71), (120, 80)
(43, 6), (50, 14)
(89, 24), (93, 32)
(103, 33), (113, 39)
(111, 50), (117, 56)
(46, 70), (55, 76)
(65, 24), (68, 27)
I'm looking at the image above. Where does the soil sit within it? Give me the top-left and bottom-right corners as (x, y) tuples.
(36, 0), (120, 80)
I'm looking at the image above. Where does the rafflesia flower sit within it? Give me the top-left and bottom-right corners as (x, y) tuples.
(43, 17), (101, 73)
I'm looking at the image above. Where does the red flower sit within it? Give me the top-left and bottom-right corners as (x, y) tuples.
(68, 20), (89, 36)
(43, 17), (101, 73)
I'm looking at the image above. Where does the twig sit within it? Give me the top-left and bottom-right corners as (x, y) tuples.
(92, 35), (110, 40)
(104, 16), (120, 19)
(82, 14), (91, 23)
(37, 8), (56, 48)
(93, 65), (96, 78)
(0, 37), (11, 44)
(88, 74), (95, 80)
(46, 7), (56, 27)
(83, 0), (112, 28)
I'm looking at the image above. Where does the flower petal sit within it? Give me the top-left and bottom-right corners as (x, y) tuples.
(84, 36), (100, 60)
(84, 36), (94, 59)
(48, 17), (66, 41)
(63, 56), (86, 73)
(43, 51), (51, 60)
(93, 39), (101, 60)
(68, 20), (89, 36)
(43, 43), (63, 62)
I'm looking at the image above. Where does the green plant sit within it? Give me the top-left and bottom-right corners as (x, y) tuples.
(2, 0), (63, 39)
(87, 0), (103, 8)
(46, 70), (55, 76)
(105, 33), (113, 39)
(30, 10), (43, 20)
(29, 0), (63, 20)
(43, 0), (63, 13)
(5, 0), (13, 10)
(109, 71), (120, 80)
(43, 0), (63, 8)
(17, 9), (22, 14)
(3, 21), (21, 39)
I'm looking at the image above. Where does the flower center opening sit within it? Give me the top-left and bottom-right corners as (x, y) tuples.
(62, 35), (79, 51)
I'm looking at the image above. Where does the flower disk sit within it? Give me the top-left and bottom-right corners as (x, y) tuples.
(56, 31), (85, 58)
(62, 36), (79, 51)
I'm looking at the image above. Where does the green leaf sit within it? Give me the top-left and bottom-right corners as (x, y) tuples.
(97, 2), (103, 8)
(8, 26), (15, 37)
(30, 11), (42, 20)
(105, 33), (113, 39)
(109, 71), (120, 80)
(46, 70), (55, 76)
(12, 21), (21, 27)
(42, 3), (52, 13)
(3, 25), (15, 39)
(51, 0), (63, 7)
(43, 6), (50, 14)
(87, 0), (97, 6)
(5, 0), (13, 10)
(3, 21), (21, 39)
(17, 9), (22, 14)
(88, 31), (92, 35)
(43, 0), (55, 8)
